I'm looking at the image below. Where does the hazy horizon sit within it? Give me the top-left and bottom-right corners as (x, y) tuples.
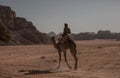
(0, 0), (120, 34)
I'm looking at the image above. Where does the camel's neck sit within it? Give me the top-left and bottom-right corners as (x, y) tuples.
(52, 39), (57, 48)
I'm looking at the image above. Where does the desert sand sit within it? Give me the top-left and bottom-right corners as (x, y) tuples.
(0, 39), (120, 78)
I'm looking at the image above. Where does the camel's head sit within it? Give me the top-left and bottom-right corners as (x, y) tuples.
(51, 36), (55, 43)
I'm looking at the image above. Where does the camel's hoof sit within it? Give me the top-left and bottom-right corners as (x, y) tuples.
(69, 66), (72, 69)
(74, 66), (77, 70)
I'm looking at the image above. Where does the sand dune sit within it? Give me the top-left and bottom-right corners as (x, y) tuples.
(0, 39), (120, 78)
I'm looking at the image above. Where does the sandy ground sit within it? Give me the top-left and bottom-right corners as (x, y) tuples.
(0, 39), (120, 78)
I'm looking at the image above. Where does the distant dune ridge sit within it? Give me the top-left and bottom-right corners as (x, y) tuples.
(0, 5), (50, 45)
(71, 31), (120, 40)
(48, 31), (120, 41)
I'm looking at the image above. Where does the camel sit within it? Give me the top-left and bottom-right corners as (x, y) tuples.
(51, 36), (78, 70)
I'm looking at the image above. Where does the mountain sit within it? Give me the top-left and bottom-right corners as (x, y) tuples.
(47, 32), (56, 37)
(72, 32), (96, 40)
(70, 31), (120, 41)
(0, 5), (50, 45)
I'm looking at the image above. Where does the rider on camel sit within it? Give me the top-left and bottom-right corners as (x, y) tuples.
(58, 23), (72, 43)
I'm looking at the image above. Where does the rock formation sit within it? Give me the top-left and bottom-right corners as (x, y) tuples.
(0, 5), (50, 45)
(47, 32), (56, 37)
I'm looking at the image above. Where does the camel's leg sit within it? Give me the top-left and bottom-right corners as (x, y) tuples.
(63, 51), (72, 69)
(74, 44), (77, 55)
(56, 50), (61, 69)
(69, 40), (77, 55)
(75, 49), (77, 55)
(74, 49), (78, 70)
(70, 48), (78, 70)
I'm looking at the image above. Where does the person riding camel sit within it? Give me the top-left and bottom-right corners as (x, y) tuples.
(63, 23), (71, 36)
(58, 23), (72, 43)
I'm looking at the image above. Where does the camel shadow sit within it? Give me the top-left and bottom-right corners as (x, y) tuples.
(19, 69), (71, 75)
(19, 69), (54, 75)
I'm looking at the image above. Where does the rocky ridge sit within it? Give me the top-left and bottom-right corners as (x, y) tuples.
(0, 5), (50, 45)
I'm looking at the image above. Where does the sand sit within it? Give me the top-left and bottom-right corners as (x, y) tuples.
(0, 39), (120, 78)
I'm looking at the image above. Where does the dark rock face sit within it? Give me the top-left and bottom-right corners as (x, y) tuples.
(0, 5), (50, 45)
(0, 21), (11, 42)
(14, 17), (36, 31)
(0, 5), (16, 29)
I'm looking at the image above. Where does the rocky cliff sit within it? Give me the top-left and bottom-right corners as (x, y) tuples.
(0, 5), (50, 45)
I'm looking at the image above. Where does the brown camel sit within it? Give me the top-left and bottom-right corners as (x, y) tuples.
(51, 36), (78, 70)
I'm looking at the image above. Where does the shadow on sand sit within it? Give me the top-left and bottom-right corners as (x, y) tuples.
(19, 69), (71, 75)
(19, 69), (54, 75)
